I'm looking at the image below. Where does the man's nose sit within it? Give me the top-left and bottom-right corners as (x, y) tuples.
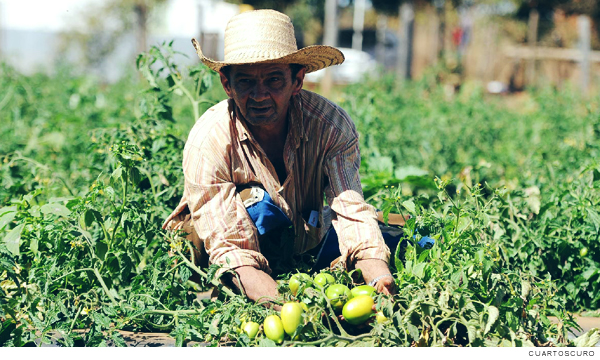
(249, 81), (270, 102)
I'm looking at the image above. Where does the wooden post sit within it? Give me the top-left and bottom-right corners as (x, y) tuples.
(134, 2), (148, 55)
(322, 0), (338, 97)
(578, 15), (591, 94)
(375, 14), (387, 66)
(352, 0), (366, 51)
(396, 1), (415, 82)
(526, 8), (539, 87)
(434, 0), (445, 59)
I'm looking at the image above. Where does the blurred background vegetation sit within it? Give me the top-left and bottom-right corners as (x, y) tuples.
(0, 0), (599, 91)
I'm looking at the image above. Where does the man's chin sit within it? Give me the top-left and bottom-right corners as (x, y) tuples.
(245, 115), (278, 126)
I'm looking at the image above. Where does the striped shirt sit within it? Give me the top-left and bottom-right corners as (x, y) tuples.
(164, 89), (389, 274)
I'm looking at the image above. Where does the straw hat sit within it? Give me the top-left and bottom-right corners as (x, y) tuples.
(191, 9), (345, 73)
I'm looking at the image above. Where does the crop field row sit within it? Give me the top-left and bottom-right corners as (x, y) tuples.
(1, 44), (599, 347)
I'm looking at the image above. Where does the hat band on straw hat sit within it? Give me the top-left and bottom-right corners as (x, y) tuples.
(191, 9), (344, 74)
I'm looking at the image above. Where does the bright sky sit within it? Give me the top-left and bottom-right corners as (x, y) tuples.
(0, 0), (95, 31)
(0, 0), (234, 37)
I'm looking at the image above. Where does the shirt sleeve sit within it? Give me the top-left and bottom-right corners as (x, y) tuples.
(324, 130), (390, 269)
(183, 125), (271, 277)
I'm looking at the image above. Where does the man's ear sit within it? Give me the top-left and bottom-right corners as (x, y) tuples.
(219, 71), (234, 98)
(291, 67), (307, 96)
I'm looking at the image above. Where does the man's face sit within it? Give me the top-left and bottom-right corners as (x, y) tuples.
(219, 63), (306, 129)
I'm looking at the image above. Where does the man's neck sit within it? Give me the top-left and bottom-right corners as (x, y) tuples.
(236, 105), (289, 149)
(244, 112), (289, 183)
(248, 117), (288, 148)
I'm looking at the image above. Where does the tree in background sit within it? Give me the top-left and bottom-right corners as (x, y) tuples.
(59, 0), (167, 67)
(225, 0), (327, 47)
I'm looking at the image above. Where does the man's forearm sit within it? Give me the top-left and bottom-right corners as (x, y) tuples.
(233, 266), (280, 309)
(354, 259), (395, 295)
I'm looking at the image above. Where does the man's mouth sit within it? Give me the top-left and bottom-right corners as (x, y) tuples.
(249, 105), (273, 115)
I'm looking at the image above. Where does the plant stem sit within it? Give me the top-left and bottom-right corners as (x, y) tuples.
(50, 268), (95, 283)
(284, 333), (375, 346)
(175, 247), (237, 297)
(146, 309), (204, 316)
(171, 77), (199, 121)
(93, 267), (118, 306)
(321, 287), (350, 337)
(138, 167), (157, 199)
(69, 305), (83, 335)
(111, 168), (128, 244)
(453, 208), (461, 239)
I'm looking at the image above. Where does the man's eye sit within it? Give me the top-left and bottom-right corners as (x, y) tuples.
(270, 77), (281, 82)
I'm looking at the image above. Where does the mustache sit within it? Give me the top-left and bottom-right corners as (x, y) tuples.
(247, 100), (274, 108)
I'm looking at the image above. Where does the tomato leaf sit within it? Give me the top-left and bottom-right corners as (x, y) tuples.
(394, 242), (404, 273)
(0, 211), (16, 231)
(581, 268), (597, 281)
(0, 206), (16, 217)
(402, 200), (416, 215)
(572, 328), (600, 347)
(406, 323), (419, 341)
(412, 263), (425, 279)
(111, 166), (123, 182)
(258, 338), (276, 347)
(4, 224), (24, 256)
(586, 208), (600, 231)
(484, 306), (499, 335)
(30, 236), (38, 255)
(40, 203), (71, 217)
(110, 331), (127, 347)
(84, 209), (100, 227)
(521, 280), (531, 298)
(466, 322), (477, 344)
(180, 266), (192, 283)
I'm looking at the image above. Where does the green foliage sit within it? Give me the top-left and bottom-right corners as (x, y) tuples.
(0, 43), (224, 346)
(0, 42), (598, 347)
(341, 74), (600, 311)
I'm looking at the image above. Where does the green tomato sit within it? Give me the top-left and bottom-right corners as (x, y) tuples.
(350, 284), (376, 298)
(580, 247), (589, 257)
(280, 302), (304, 336)
(313, 273), (335, 289)
(376, 311), (388, 324)
(300, 302), (309, 312)
(325, 284), (352, 311)
(242, 321), (260, 339)
(342, 295), (375, 325)
(289, 273), (311, 296)
(263, 315), (285, 344)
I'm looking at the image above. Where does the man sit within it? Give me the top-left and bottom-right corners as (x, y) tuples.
(163, 9), (397, 306)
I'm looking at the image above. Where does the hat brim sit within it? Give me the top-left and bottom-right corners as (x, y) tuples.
(191, 38), (344, 74)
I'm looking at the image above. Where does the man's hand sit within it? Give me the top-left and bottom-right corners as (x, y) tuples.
(354, 259), (396, 295)
(231, 266), (282, 310)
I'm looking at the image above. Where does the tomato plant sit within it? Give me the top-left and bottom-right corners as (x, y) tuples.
(0, 42), (598, 348)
